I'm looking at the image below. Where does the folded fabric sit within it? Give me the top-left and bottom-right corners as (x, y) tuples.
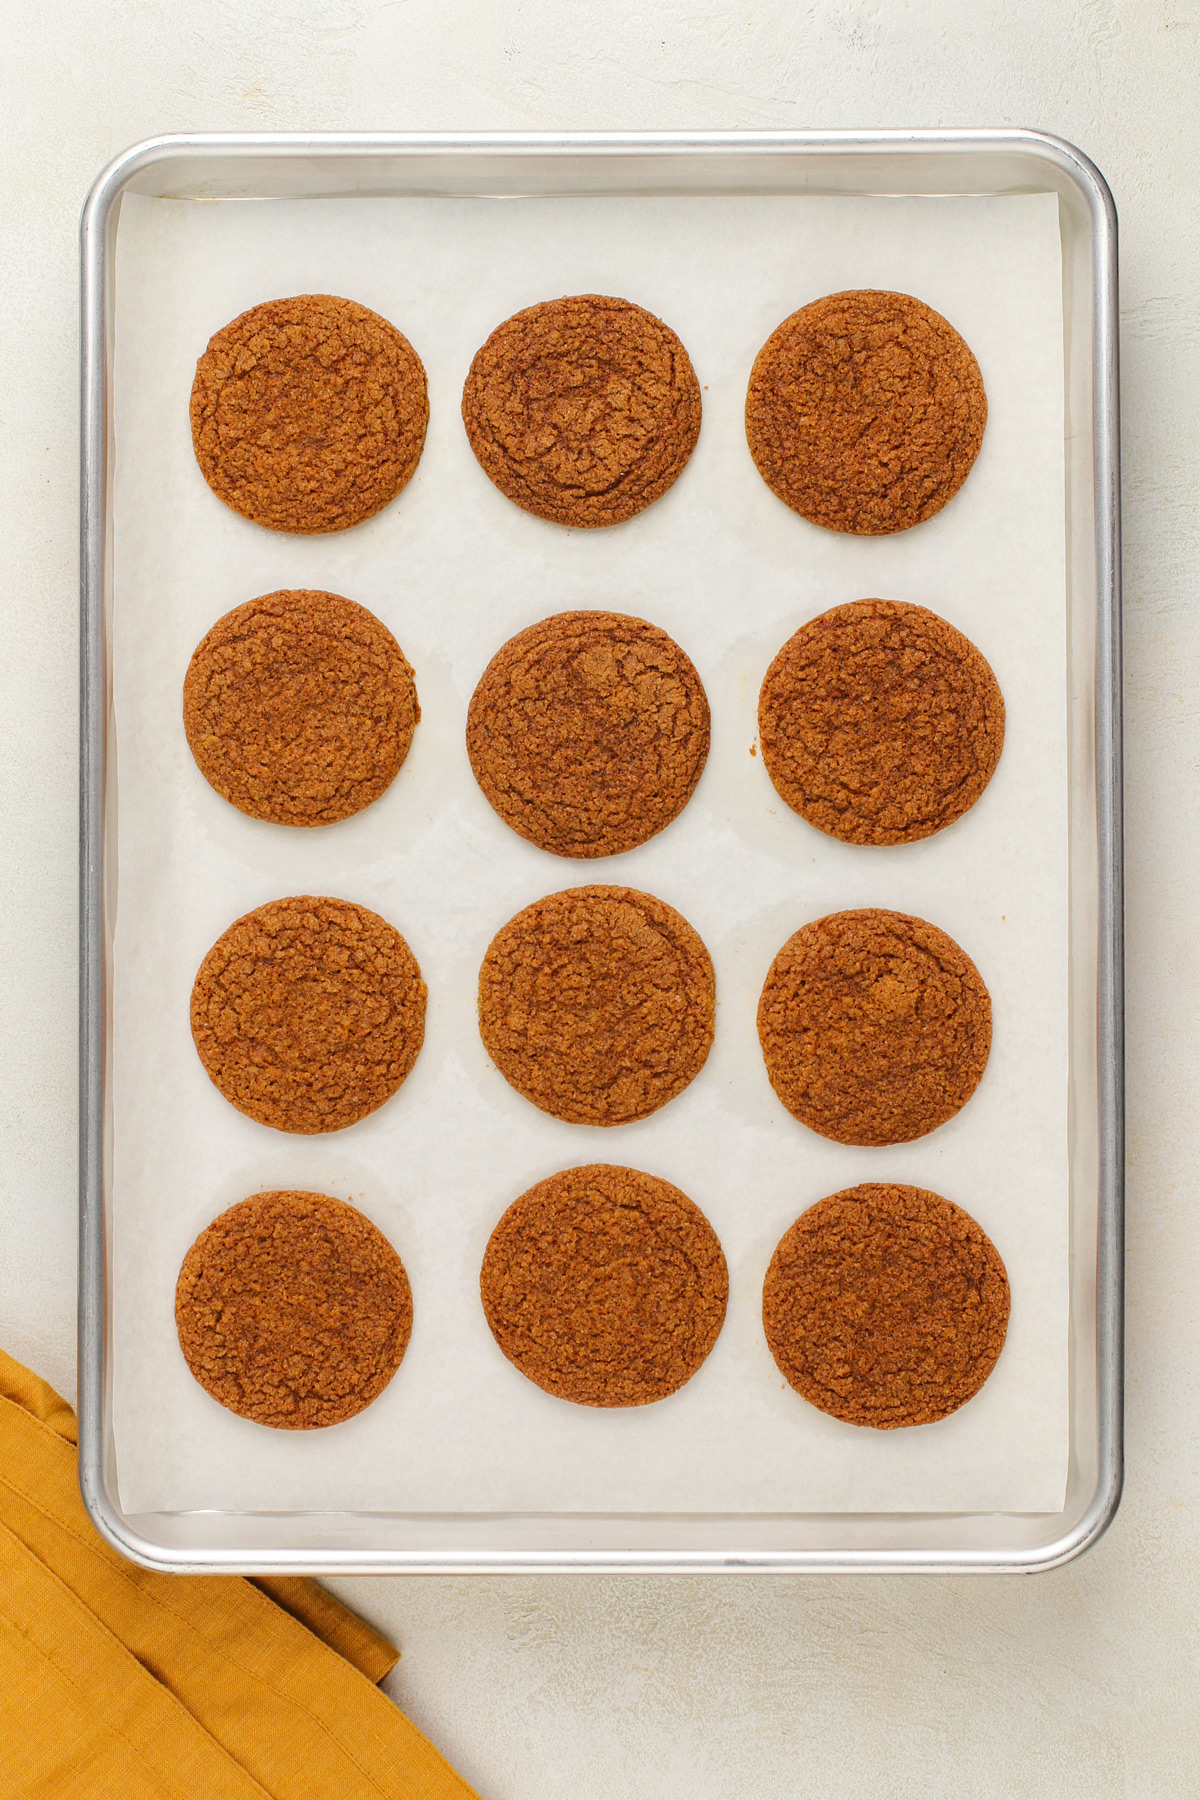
(0, 1348), (480, 1800)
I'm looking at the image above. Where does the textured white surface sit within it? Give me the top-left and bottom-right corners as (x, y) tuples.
(0, 1), (1197, 1794)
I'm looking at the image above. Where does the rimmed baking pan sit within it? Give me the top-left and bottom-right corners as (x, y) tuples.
(80, 130), (1121, 1573)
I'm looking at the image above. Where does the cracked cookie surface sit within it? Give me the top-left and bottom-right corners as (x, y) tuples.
(191, 896), (426, 1134)
(462, 294), (701, 527)
(763, 1184), (1009, 1428)
(190, 293), (428, 533)
(758, 599), (1004, 844)
(478, 886), (714, 1126)
(746, 289), (986, 535)
(183, 589), (419, 826)
(757, 908), (990, 1145)
(481, 1163), (727, 1406)
(176, 1190), (412, 1429)
(467, 610), (709, 857)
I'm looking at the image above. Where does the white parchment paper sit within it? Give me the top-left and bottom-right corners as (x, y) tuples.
(111, 190), (1068, 1515)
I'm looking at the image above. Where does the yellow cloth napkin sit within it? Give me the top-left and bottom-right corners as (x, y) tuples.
(0, 1349), (480, 1800)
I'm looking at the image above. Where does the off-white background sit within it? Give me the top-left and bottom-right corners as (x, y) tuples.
(0, 2), (1195, 1794)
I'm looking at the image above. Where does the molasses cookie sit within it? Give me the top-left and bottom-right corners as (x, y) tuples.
(758, 600), (1004, 844)
(467, 611), (710, 857)
(461, 294), (701, 527)
(183, 589), (420, 826)
(191, 896), (426, 1134)
(175, 1190), (412, 1429)
(190, 294), (428, 533)
(478, 886), (714, 1125)
(757, 908), (990, 1145)
(762, 1184), (1010, 1428)
(481, 1163), (728, 1406)
(746, 290), (987, 534)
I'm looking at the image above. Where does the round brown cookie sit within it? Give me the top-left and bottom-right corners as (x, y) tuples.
(175, 1191), (412, 1429)
(467, 611), (710, 858)
(191, 896), (426, 1134)
(183, 590), (420, 826)
(189, 293), (428, 534)
(758, 600), (1004, 845)
(481, 1163), (728, 1407)
(745, 290), (987, 535)
(478, 886), (714, 1125)
(757, 908), (991, 1145)
(762, 1184), (1010, 1428)
(461, 294), (702, 528)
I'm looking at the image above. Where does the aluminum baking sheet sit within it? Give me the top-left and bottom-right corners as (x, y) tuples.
(80, 133), (1122, 1574)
